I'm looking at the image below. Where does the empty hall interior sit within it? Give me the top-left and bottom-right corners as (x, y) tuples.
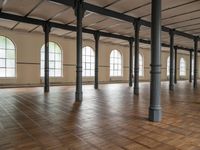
(1, 0), (200, 149)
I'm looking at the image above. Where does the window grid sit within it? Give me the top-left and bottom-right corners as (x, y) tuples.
(40, 42), (62, 77)
(110, 50), (122, 77)
(0, 36), (16, 77)
(82, 46), (95, 77)
(167, 56), (170, 76)
(139, 54), (143, 76)
(180, 58), (186, 76)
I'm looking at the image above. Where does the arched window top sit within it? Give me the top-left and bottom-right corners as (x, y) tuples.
(82, 46), (95, 77)
(0, 36), (16, 77)
(40, 42), (62, 77)
(41, 42), (62, 53)
(110, 49), (122, 77)
(180, 57), (186, 76)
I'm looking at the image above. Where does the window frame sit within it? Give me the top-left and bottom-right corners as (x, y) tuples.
(0, 35), (16, 78)
(40, 41), (63, 78)
(179, 57), (186, 76)
(110, 49), (123, 77)
(82, 46), (95, 77)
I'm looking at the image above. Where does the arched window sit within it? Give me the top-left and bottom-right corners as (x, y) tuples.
(40, 42), (62, 77)
(180, 58), (186, 76)
(139, 53), (144, 76)
(167, 56), (170, 76)
(0, 36), (16, 77)
(110, 50), (122, 76)
(82, 46), (95, 77)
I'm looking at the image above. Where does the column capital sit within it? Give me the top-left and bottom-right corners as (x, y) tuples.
(133, 18), (141, 30)
(169, 29), (175, 37)
(42, 21), (51, 33)
(94, 31), (100, 41)
(193, 36), (199, 43)
(129, 37), (134, 45)
(73, 0), (85, 18)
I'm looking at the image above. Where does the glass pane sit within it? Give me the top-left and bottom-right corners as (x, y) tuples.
(41, 69), (44, 77)
(55, 69), (61, 77)
(6, 39), (15, 49)
(6, 59), (15, 68)
(6, 50), (15, 59)
(0, 36), (5, 48)
(41, 52), (44, 61)
(6, 68), (15, 77)
(49, 69), (54, 77)
(49, 42), (54, 52)
(49, 53), (54, 61)
(86, 63), (90, 69)
(0, 59), (5, 67)
(49, 61), (55, 68)
(55, 44), (61, 53)
(86, 71), (90, 76)
(0, 68), (5, 77)
(55, 62), (61, 69)
(0, 50), (5, 58)
(55, 54), (61, 61)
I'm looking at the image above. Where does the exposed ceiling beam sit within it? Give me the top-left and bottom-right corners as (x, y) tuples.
(50, 0), (195, 40)
(0, 12), (195, 52)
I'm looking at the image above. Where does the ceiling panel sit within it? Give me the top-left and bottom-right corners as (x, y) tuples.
(2, 0), (42, 16)
(51, 28), (70, 36)
(53, 8), (75, 24)
(83, 13), (107, 27)
(85, 0), (119, 7)
(14, 23), (38, 31)
(107, 0), (150, 13)
(0, 19), (17, 29)
(125, 4), (151, 18)
(29, 0), (67, 20)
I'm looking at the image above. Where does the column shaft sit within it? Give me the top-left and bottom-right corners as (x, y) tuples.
(94, 31), (100, 89)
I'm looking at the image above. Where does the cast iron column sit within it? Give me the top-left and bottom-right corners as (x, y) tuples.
(43, 22), (51, 93)
(94, 31), (100, 89)
(169, 29), (174, 90)
(189, 50), (193, 83)
(129, 38), (134, 87)
(174, 46), (177, 84)
(193, 37), (198, 89)
(149, 0), (162, 122)
(134, 19), (141, 95)
(74, 0), (85, 101)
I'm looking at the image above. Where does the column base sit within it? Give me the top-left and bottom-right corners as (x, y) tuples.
(44, 87), (49, 93)
(134, 87), (139, 95)
(149, 107), (162, 122)
(75, 91), (83, 102)
(94, 85), (98, 89)
(129, 82), (133, 87)
(169, 84), (174, 91)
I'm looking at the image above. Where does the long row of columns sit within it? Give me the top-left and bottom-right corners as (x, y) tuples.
(41, 0), (198, 122)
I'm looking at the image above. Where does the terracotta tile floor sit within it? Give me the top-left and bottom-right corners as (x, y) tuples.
(0, 81), (200, 149)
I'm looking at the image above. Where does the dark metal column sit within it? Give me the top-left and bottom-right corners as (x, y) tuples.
(43, 22), (51, 93)
(169, 30), (174, 90)
(189, 50), (193, 83)
(174, 46), (177, 84)
(94, 31), (100, 89)
(134, 19), (141, 95)
(149, 0), (162, 122)
(129, 38), (134, 87)
(193, 37), (198, 89)
(74, 0), (85, 101)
